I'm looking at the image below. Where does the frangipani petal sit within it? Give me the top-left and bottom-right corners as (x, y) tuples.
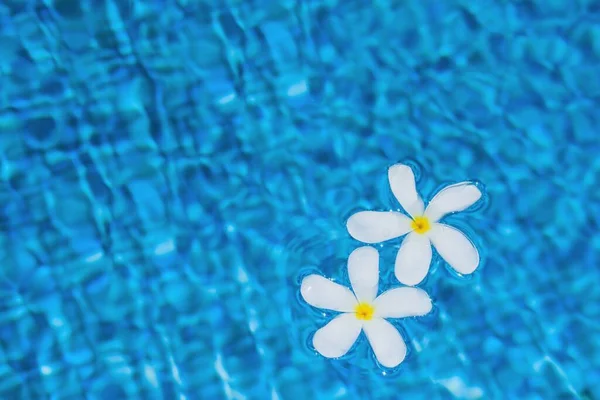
(347, 211), (412, 244)
(424, 182), (482, 222)
(313, 313), (362, 359)
(363, 318), (407, 368)
(394, 233), (432, 286)
(301, 275), (357, 312)
(348, 246), (379, 303)
(374, 287), (432, 318)
(429, 223), (480, 275)
(388, 164), (424, 217)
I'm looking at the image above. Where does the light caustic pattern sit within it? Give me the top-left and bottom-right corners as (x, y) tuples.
(0, 0), (598, 399)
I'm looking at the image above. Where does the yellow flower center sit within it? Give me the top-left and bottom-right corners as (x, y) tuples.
(354, 302), (375, 321)
(411, 216), (431, 234)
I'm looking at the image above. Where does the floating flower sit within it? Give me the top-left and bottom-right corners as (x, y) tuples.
(347, 163), (482, 286)
(300, 246), (432, 368)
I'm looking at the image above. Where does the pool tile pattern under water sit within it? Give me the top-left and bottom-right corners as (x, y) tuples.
(0, 0), (599, 399)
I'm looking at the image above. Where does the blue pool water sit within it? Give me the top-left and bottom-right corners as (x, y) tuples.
(1, 0), (599, 398)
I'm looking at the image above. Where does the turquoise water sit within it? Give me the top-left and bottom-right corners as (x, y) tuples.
(1, 0), (599, 398)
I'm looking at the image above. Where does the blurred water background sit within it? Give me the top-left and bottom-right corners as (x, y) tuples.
(0, 0), (599, 399)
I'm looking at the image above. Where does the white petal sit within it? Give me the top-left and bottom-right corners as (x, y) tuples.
(388, 164), (424, 217)
(347, 246), (379, 303)
(374, 287), (432, 318)
(363, 318), (407, 368)
(346, 211), (412, 244)
(312, 313), (362, 359)
(429, 223), (480, 275)
(300, 275), (357, 312)
(394, 232), (432, 286)
(424, 182), (482, 222)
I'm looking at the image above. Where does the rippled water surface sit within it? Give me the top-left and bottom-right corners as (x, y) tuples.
(0, 0), (599, 399)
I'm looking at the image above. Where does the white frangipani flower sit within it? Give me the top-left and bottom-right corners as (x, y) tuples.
(347, 163), (482, 286)
(300, 246), (432, 368)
